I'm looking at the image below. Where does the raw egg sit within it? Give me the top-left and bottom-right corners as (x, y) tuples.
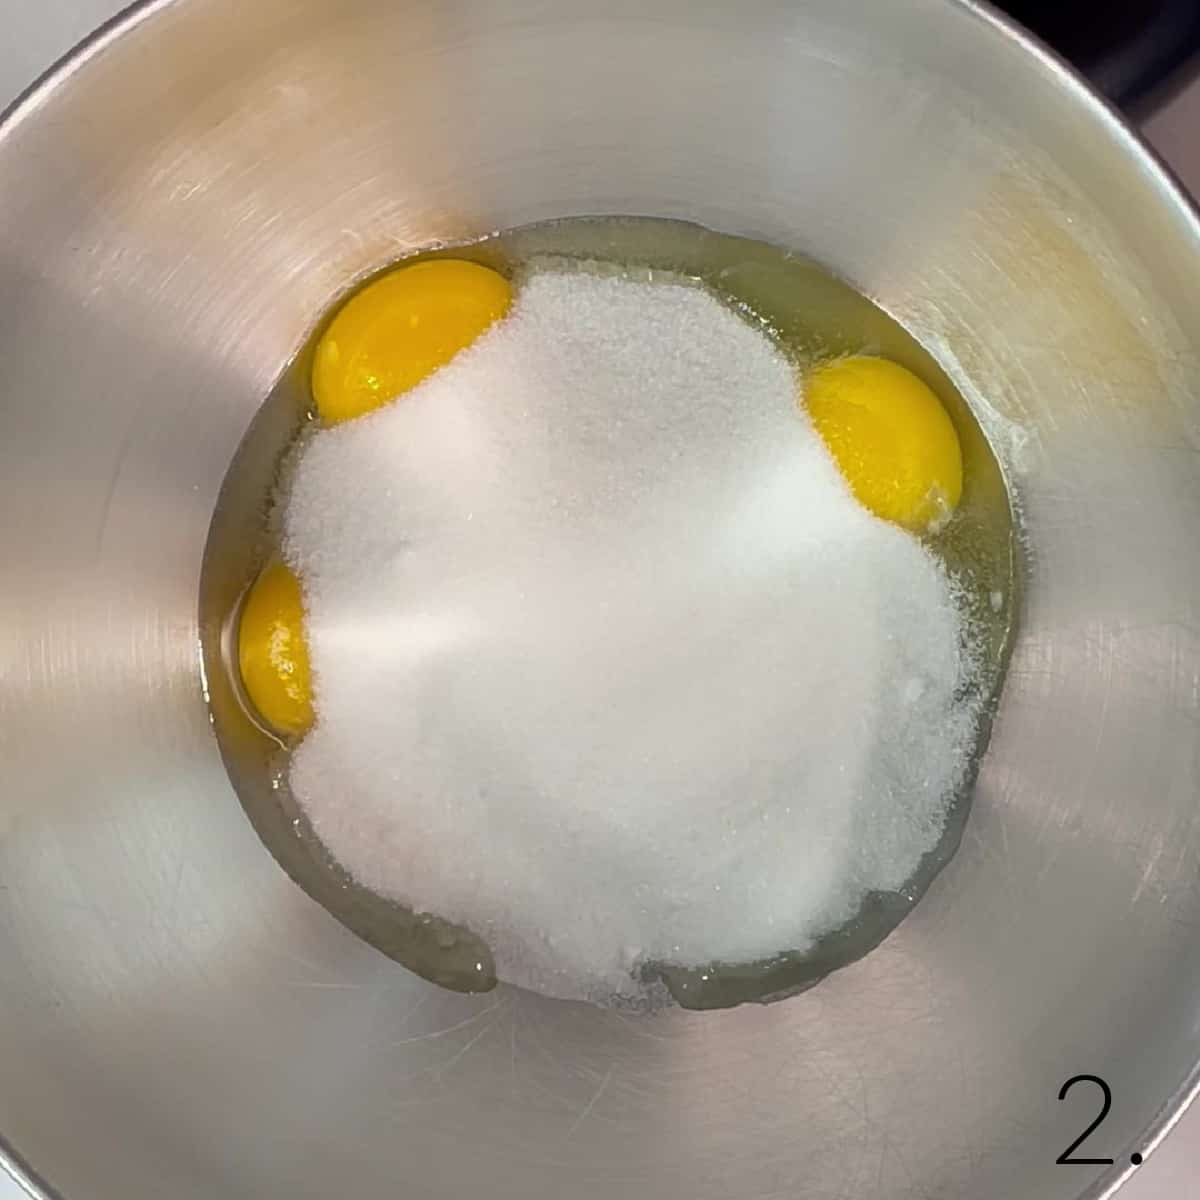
(237, 559), (313, 738)
(805, 356), (963, 533)
(312, 259), (513, 425)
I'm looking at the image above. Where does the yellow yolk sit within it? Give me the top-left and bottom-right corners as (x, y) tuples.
(237, 559), (314, 738)
(312, 259), (513, 425)
(805, 356), (963, 533)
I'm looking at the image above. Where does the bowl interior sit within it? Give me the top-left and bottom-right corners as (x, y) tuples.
(2, 2), (1200, 1198)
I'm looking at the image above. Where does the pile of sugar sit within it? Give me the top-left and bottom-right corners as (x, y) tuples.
(283, 268), (981, 1005)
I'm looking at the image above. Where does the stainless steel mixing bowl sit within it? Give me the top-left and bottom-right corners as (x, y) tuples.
(2, 1), (1199, 1197)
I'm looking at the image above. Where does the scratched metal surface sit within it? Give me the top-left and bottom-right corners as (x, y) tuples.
(1, 2), (1199, 1199)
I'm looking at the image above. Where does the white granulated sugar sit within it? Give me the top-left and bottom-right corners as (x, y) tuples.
(283, 268), (980, 1004)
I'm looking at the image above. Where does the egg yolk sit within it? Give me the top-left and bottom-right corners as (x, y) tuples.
(237, 559), (314, 738)
(805, 356), (963, 533)
(312, 259), (513, 425)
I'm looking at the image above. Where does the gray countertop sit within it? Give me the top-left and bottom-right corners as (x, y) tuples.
(0, 2), (1196, 1197)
